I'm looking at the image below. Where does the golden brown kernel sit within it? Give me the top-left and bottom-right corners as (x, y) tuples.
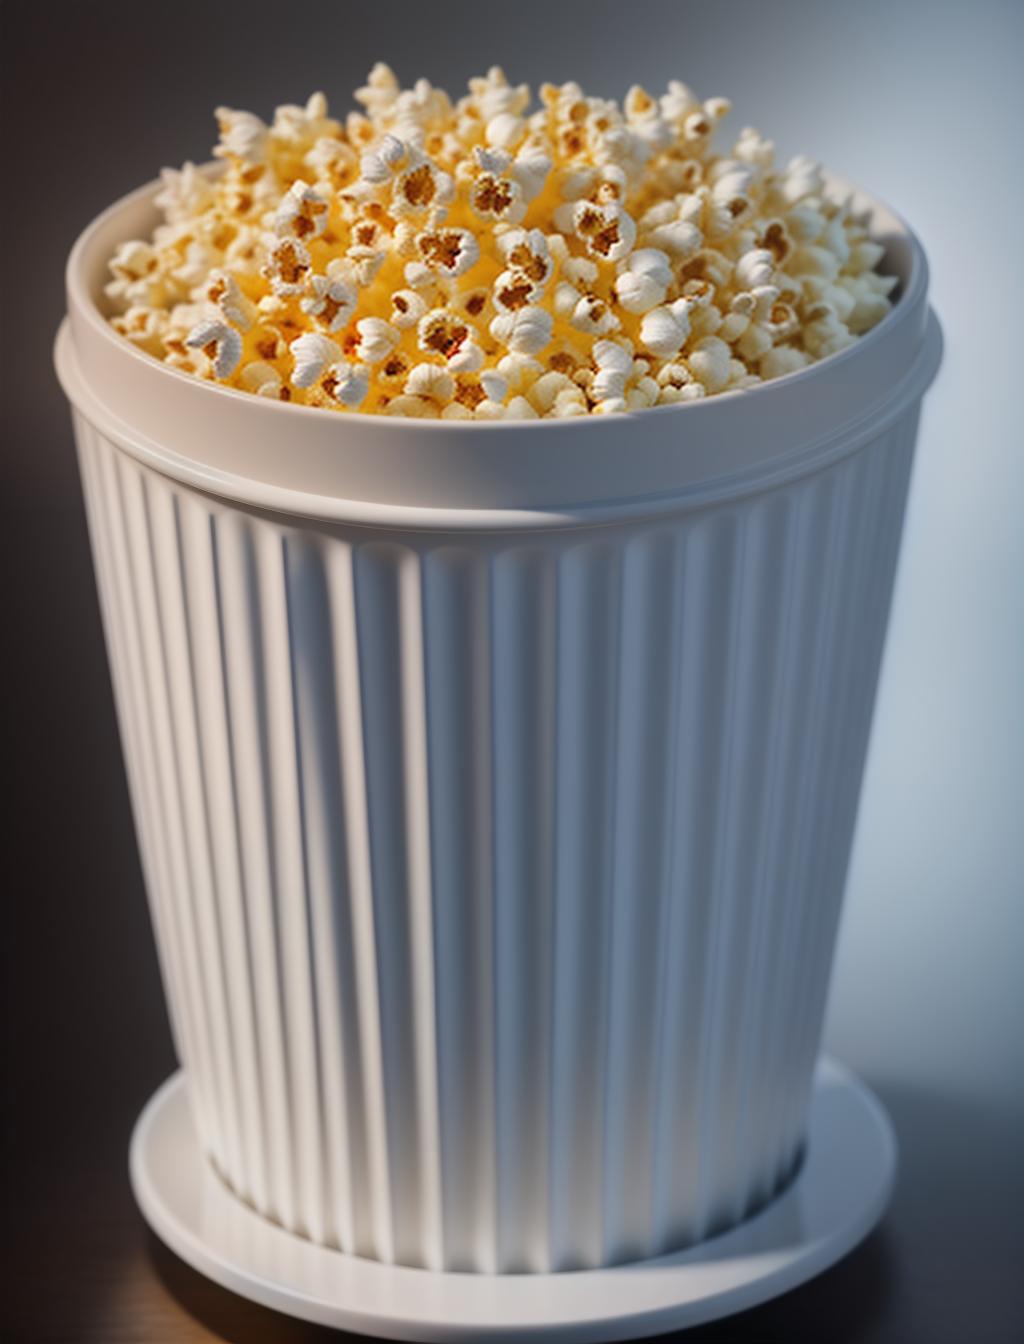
(454, 378), (486, 408)
(472, 175), (515, 216)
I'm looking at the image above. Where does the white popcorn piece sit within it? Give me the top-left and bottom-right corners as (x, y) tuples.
(355, 62), (400, 118)
(492, 268), (544, 313)
(735, 248), (776, 290)
(206, 270), (257, 330)
(301, 274), (358, 332)
(614, 247), (672, 313)
(262, 236), (312, 296)
(154, 161), (216, 224)
(573, 200), (636, 262)
(473, 398), (507, 420)
(355, 317), (400, 364)
(505, 395), (539, 420)
(570, 292), (621, 336)
(391, 152), (455, 217)
(417, 308), (481, 366)
(274, 181), (330, 240)
(390, 288), (428, 329)
(495, 352), (542, 394)
(509, 149), (552, 202)
(645, 217), (703, 258)
(239, 361), (285, 398)
(360, 133), (408, 184)
(345, 245), (387, 287)
(185, 319), (243, 379)
(489, 305), (554, 355)
(688, 335), (733, 391)
(591, 340), (633, 401)
(760, 345), (811, 379)
(383, 393), (439, 417)
(405, 362), (455, 402)
(639, 300), (692, 358)
(322, 361), (371, 407)
(289, 332), (343, 388)
(496, 228), (552, 286)
(470, 160), (525, 223)
(214, 107), (268, 162)
(411, 226), (480, 280)
(111, 305), (167, 352)
(480, 369), (509, 403)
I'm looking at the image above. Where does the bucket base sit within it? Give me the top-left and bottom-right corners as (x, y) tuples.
(129, 1056), (895, 1341)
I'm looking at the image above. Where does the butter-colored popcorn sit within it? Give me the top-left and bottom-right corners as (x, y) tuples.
(106, 69), (897, 418)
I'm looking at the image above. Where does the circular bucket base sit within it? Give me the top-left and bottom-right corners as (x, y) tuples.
(130, 1056), (895, 1341)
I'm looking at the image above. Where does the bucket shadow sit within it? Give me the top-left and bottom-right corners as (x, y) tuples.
(146, 1229), (366, 1342)
(650, 1225), (895, 1342)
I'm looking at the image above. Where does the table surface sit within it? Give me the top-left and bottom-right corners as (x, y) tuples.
(7, 3), (1023, 1341)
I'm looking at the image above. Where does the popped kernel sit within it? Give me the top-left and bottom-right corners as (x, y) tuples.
(185, 318), (242, 379)
(106, 68), (897, 418)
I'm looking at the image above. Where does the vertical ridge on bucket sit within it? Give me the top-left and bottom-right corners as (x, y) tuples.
(490, 545), (557, 1273)
(282, 531), (361, 1254)
(395, 544), (445, 1270)
(421, 544), (498, 1271)
(353, 541), (427, 1265)
(723, 491), (803, 1227)
(601, 530), (678, 1265)
(547, 537), (621, 1271)
(323, 539), (394, 1263)
(210, 512), (297, 1231)
(254, 529), (327, 1244)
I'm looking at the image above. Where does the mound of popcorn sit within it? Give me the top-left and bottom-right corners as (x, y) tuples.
(105, 66), (897, 419)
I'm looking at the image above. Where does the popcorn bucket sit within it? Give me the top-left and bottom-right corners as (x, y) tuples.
(55, 172), (941, 1275)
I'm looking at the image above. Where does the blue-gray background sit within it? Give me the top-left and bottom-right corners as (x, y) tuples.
(5, 1), (1022, 1340)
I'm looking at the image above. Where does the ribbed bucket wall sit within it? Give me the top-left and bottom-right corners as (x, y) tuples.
(72, 408), (918, 1273)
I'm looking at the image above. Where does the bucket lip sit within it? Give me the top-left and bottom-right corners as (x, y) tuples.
(56, 309), (942, 532)
(59, 164), (937, 527)
(65, 163), (928, 435)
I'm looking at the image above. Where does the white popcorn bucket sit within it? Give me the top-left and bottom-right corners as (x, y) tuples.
(56, 172), (941, 1275)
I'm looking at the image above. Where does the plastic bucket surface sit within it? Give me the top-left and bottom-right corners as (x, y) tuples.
(56, 170), (941, 1273)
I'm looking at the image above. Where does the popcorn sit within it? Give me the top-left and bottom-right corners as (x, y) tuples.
(262, 236), (311, 295)
(572, 200), (636, 262)
(322, 361), (371, 407)
(614, 248), (672, 313)
(639, 301), (692, 358)
(106, 70), (897, 417)
(405, 362), (455, 402)
(301, 274), (357, 332)
(185, 319), (242, 379)
(490, 305), (553, 354)
(407, 225), (480, 284)
(289, 333), (342, 388)
(206, 270), (257, 330)
(273, 181), (330, 240)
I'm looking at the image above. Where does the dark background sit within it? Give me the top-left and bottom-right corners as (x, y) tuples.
(5, 2), (1022, 1340)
